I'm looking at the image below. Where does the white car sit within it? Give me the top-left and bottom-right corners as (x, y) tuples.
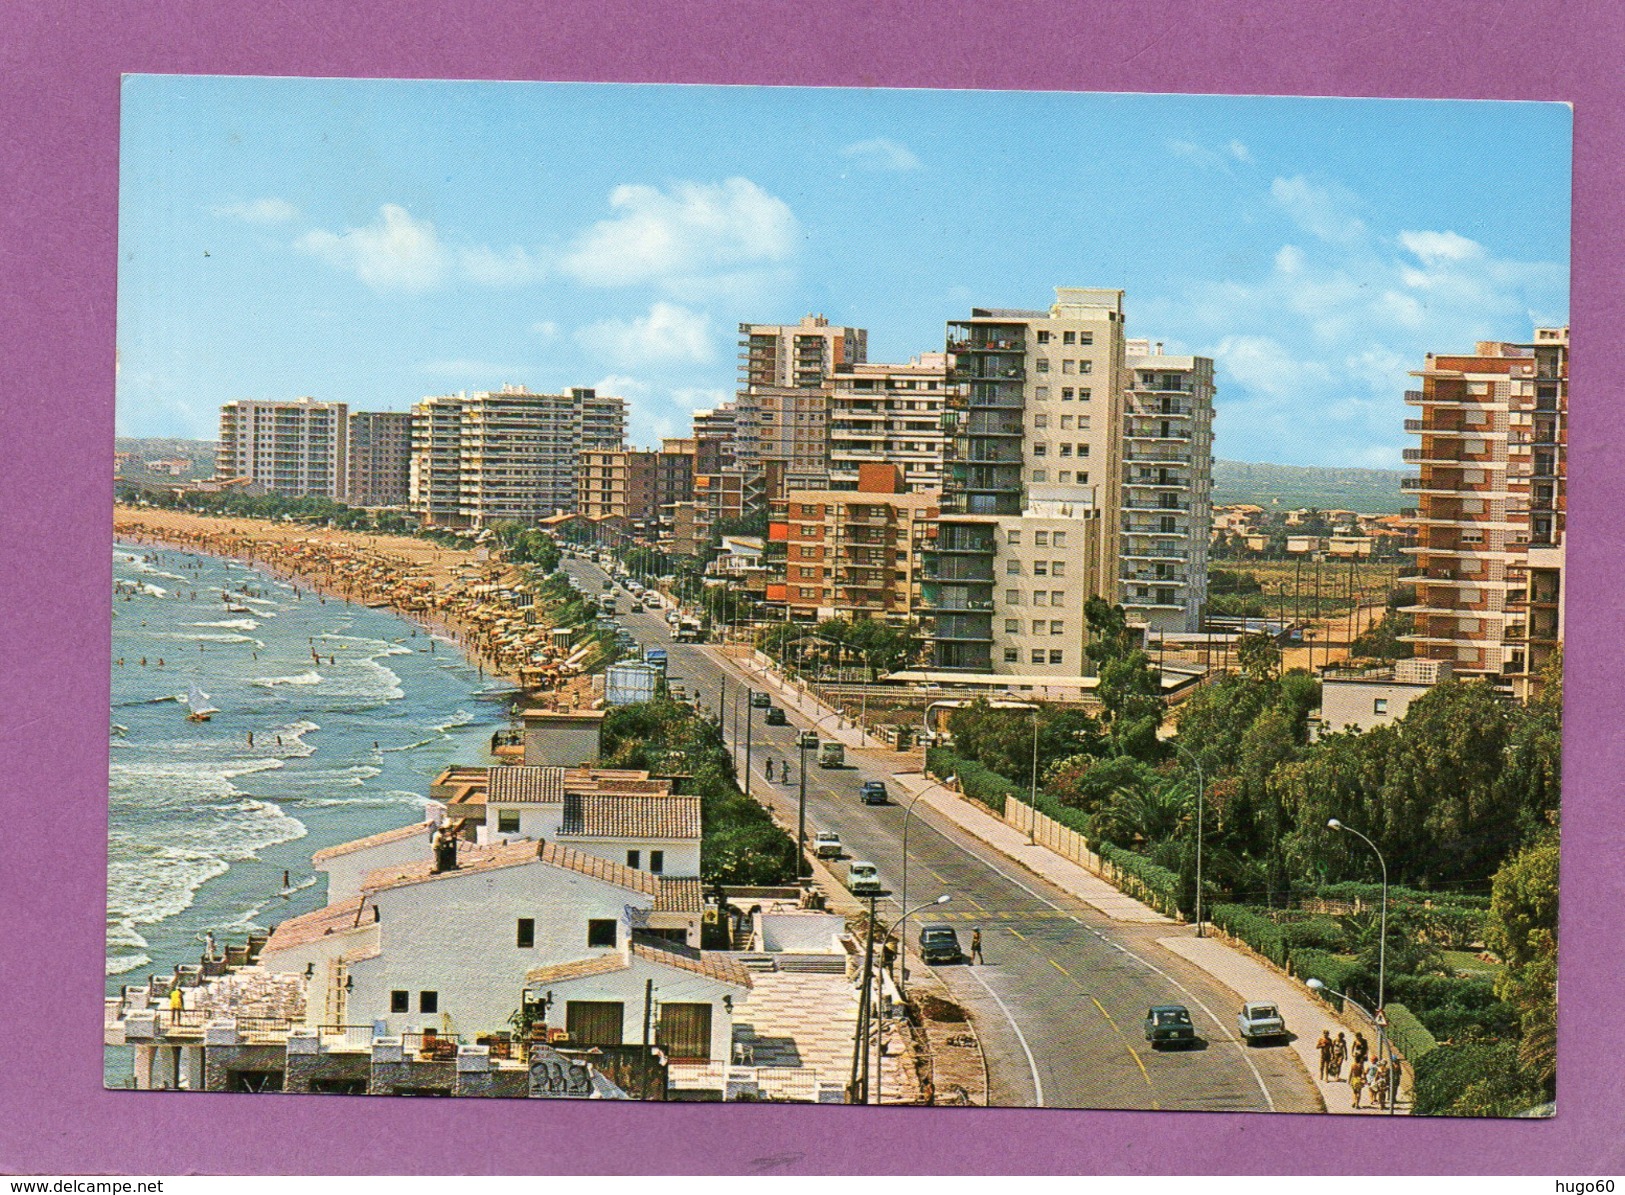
(1236, 1001), (1288, 1043)
(813, 831), (842, 860)
(846, 860), (881, 894)
(644, 594), (663, 610)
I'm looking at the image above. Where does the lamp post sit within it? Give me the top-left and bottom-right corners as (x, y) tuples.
(896, 786), (951, 1000)
(743, 687), (754, 798)
(874, 894), (950, 1105)
(1328, 817), (1394, 1115)
(1172, 740), (1206, 937)
(797, 731), (811, 883)
(847, 885), (892, 1104)
(1027, 708), (1040, 845)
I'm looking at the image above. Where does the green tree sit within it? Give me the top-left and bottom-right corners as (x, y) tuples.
(1485, 829), (1559, 1097)
(1090, 774), (1192, 849)
(1236, 631), (1282, 682)
(1042, 753), (1155, 817)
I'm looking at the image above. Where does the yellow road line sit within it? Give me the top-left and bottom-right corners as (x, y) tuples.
(1092, 995), (1159, 1109)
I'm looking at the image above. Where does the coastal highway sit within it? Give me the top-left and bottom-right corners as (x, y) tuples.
(563, 555), (1321, 1113)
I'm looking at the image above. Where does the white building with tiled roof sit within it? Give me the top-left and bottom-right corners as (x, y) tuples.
(259, 835), (701, 1041)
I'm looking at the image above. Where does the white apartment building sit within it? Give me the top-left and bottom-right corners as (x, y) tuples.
(1120, 343), (1215, 634)
(216, 397), (349, 499)
(737, 315), (867, 496)
(827, 353), (949, 492)
(408, 385), (626, 528)
(926, 288), (1129, 676)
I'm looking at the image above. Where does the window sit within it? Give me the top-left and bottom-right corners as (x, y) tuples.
(1035, 531), (1049, 546)
(497, 809), (520, 834)
(1007, 559), (1022, 575)
(1077, 442), (1090, 455)
(1006, 589), (1022, 605)
(1032, 619), (1046, 635)
(626, 850), (641, 870)
(1373, 698), (1389, 715)
(1078, 388), (1092, 401)
(1005, 619), (1020, 634)
(1062, 330), (1076, 345)
(1006, 529), (1021, 544)
(1031, 469), (1047, 481)
(517, 918), (535, 948)
(1033, 561), (1048, 576)
(799, 587), (815, 598)
(1079, 360), (1093, 374)
(1061, 359), (1075, 375)
(587, 920), (618, 948)
(1049, 650), (1064, 664)
(1060, 415), (1074, 430)
(650, 850), (665, 874)
(1052, 591), (1066, 604)
(1058, 471), (1071, 484)
(1051, 620), (1065, 635)
(1059, 444), (1072, 458)
(1034, 386), (1050, 401)
(1051, 561), (1066, 577)
(1034, 413), (1049, 429)
(391, 990), (409, 1013)
(1031, 442), (1047, 456)
(1079, 331), (1093, 346)
(1036, 329), (1051, 344)
(1078, 472), (1089, 485)
(1061, 388), (1074, 401)
(420, 991), (439, 1014)
(1036, 358), (1050, 373)
(1032, 649), (1047, 664)
(1052, 531), (1066, 547)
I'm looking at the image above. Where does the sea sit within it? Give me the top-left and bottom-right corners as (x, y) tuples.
(106, 542), (512, 1005)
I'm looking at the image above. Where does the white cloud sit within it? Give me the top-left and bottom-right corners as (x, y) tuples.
(840, 138), (922, 171)
(531, 320), (560, 340)
(576, 302), (713, 367)
(561, 178), (799, 290)
(1167, 139), (1253, 172)
(213, 198), (299, 224)
(298, 204), (451, 293)
(458, 244), (547, 286)
(1270, 175), (1366, 245)
(1227, 140), (1253, 163)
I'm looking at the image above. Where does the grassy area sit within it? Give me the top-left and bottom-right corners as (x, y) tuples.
(1441, 949), (1504, 977)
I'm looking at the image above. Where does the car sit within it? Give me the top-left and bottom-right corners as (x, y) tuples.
(846, 861), (881, 894)
(859, 780), (888, 805)
(813, 830), (842, 859)
(644, 595), (663, 610)
(818, 741), (846, 768)
(1236, 1001), (1288, 1043)
(1144, 1004), (1198, 1049)
(764, 706), (787, 725)
(917, 923), (961, 964)
(750, 691), (772, 709)
(798, 730), (819, 750)
(665, 609), (681, 625)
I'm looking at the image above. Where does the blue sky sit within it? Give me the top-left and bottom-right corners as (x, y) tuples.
(116, 78), (1570, 467)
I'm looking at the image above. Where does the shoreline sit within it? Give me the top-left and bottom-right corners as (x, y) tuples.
(114, 505), (534, 691)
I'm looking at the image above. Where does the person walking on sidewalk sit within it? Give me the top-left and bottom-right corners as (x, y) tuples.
(1348, 1056), (1367, 1108)
(1330, 1032), (1347, 1081)
(971, 928), (984, 964)
(1315, 1030), (1332, 1081)
(1369, 1057), (1390, 1110)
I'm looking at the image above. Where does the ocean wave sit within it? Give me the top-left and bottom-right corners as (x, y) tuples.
(275, 763), (382, 789)
(106, 952), (152, 976)
(141, 630), (265, 647)
(192, 618), (261, 631)
(113, 692), (188, 708)
(250, 670), (323, 688)
(432, 709), (476, 734)
(282, 789), (434, 810)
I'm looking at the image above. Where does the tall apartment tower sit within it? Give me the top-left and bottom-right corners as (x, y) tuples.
(1401, 328), (1567, 698)
(1120, 342), (1216, 634)
(827, 353), (949, 492)
(737, 316), (867, 498)
(408, 385), (625, 528)
(577, 449), (660, 526)
(346, 410), (413, 507)
(216, 397), (349, 500)
(924, 288), (1128, 675)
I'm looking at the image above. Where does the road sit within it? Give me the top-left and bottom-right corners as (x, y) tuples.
(565, 555), (1321, 1113)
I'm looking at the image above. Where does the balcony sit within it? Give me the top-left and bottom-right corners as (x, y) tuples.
(1123, 499), (1191, 513)
(947, 336), (1027, 353)
(1124, 428), (1192, 443)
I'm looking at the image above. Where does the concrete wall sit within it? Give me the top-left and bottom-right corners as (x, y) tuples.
(321, 827), (436, 904)
(1319, 679), (1435, 733)
(559, 835), (700, 880)
(536, 957), (740, 1063)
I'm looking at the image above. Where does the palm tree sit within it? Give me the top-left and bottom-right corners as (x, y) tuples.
(1091, 774), (1192, 848)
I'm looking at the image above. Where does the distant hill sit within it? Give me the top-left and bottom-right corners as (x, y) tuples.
(115, 437), (217, 483)
(1213, 459), (1406, 515)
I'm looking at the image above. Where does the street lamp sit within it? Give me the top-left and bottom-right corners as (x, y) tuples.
(796, 731), (813, 884)
(874, 893), (951, 1106)
(1027, 708), (1040, 845)
(1328, 817), (1394, 1115)
(1306, 977), (1401, 1112)
(896, 785), (952, 1000)
(1172, 740), (1206, 937)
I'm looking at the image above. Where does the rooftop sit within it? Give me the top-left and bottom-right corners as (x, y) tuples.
(360, 839), (660, 897)
(489, 765), (566, 805)
(260, 897), (373, 956)
(560, 793), (702, 840)
(523, 939), (751, 990)
(311, 820), (434, 864)
(652, 877), (704, 915)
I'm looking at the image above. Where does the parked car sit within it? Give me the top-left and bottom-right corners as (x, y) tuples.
(917, 923), (961, 964)
(859, 780), (888, 805)
(1236, 1002), (1288, 1043)
(818, 741), (846, 768)
(798, 730), (820, 750)
(846, 860), (881, 894)
(644, 595), (663, 610)
(813, 830), (842, 859)
(764, 706), (787, 725)
(1144, 1004), (1198, 1049)
(750, 691), (772, 709)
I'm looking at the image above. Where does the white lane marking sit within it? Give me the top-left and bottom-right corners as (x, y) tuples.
(686, 633), (1276, 1111)
(965, 964), (1046, 1109)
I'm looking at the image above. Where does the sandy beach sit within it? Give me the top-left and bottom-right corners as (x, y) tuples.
(113, 505), (563, 690)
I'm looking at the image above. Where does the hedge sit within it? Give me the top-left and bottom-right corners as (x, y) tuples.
(926, 748), (1026, 816)
(1316, 881), (1491, 911)
(1280, 915), (1348, 953)
(1290, 949), (1367, 1011)
(1411, 1039), (1521, 1116)
(1381, 1002), (1437, 1064)
(1385, 973), (1497, 1015)
(1209, 903), (1288, 967)
(1098, 843), (1183, 918)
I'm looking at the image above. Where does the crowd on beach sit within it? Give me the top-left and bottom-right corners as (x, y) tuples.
(1316, 1028), (1399, 1110)
(114, 510), (584, 693)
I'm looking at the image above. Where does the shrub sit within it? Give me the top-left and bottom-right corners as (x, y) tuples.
(1290, 949), (1367, 1011)
(1416, 999), (1520, 1043)
(1412, 1039), (1524, 1116)
(1280, 916), (1348, 953)
(1209, 903), (1288, 966)
(926, 749), (1024, 816)
(1385, 973), (1497, 1015)
(1381, 1003), (1437, 1065)
(1098, 843), (1183, 918)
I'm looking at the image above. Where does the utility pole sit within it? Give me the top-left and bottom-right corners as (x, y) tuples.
(641, 977), (654, 1100)
(797, 735), (809, 882)
(743, 689), (753, 799)
(847, 889), (883, 1103)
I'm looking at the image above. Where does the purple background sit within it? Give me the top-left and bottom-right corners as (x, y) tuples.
(2, 0), (1621, 1175)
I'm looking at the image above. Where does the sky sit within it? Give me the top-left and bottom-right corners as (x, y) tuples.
(115, 78), (1571, 468)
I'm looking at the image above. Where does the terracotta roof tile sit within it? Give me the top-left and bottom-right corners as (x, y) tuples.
(632, 940), (752, 989)
(524, 953), (630, 986)
(559, 794), (701, 840)
(311, 820), (434, 864)
(489, 766), (565, 804)
(537, 841), (659, 896)
(652, 877), (704, 915)
(261, 897), (373, 955)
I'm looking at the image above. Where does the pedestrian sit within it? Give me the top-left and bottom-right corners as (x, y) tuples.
(764, 758), (774, 782)
(1348, 1056), (1366, 1108)
(1353, 1032), (1369, 1066)
(971, 928), (984, 964)
(1331, 1032), (1347, 1081)
(1315, 1030), (1332, 1081)
(168, 985), (184, 1025)
(1370, 1058), (1389, 1110)
(247, 731), (254, 748)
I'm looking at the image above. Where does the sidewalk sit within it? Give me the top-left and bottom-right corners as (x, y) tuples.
(707, 646), (1409, 1114)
